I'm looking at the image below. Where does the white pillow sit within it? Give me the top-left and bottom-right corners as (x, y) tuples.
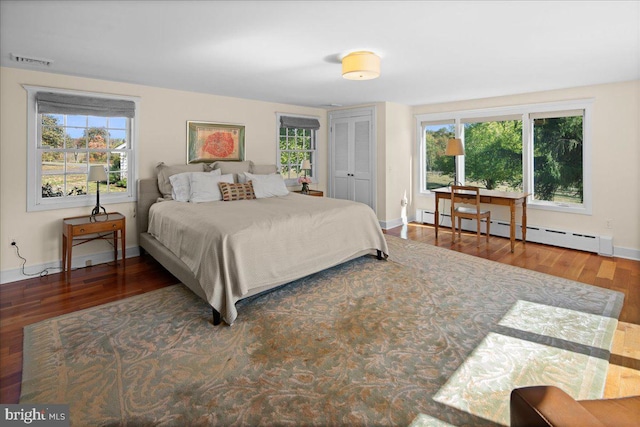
(189, 173), (234, 203)
(237, 172), (248, 184)
(244, 172), (289, 198)
(169, 170), (221, 202)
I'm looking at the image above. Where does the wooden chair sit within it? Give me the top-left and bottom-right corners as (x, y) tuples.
(450, 185), (491, 245)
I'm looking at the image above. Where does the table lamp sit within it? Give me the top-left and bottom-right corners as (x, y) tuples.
(301, 159), (311, 177)
(445, 138), (465, 186)
(88, 165), (108, 219)
(299, 159), (312, 194)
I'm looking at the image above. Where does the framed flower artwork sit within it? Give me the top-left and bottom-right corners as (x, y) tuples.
(187, 121), (245, 163)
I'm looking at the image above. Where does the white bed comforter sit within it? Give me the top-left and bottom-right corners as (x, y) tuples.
(147, 193), (388, 324)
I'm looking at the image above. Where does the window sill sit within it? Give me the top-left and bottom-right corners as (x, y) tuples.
(528, 200), (591, 215)
(28, 194), (136, 212)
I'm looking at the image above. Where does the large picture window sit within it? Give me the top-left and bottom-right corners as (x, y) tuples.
(25, 86), (139, 211)
(417, 100), (591, 213)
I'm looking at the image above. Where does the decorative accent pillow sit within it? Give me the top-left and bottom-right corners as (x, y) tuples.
(169, 170), (221, 202)
(189, 173), (234, 203)
(244, 172), (289, 198)
(219, 182), (256, 201)
(156, 162), (205, 199)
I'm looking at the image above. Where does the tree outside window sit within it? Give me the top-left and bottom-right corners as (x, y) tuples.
(533, 115), (583, 204)
(463, 119), (523, 192)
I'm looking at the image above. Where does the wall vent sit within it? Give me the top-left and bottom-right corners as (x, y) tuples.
(10, 53), (53, 67)
(417, 209), (609, 255)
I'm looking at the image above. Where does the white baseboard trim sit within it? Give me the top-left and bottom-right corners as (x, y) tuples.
(613, 246), (640, 261)
(0, 246), (140, 285)
(416, 209), (639, 261)
(379, 215), (416, 230)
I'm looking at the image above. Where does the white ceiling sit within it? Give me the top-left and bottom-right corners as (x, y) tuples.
(1, 1), (639, 108)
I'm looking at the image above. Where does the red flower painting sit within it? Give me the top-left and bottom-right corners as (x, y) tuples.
(187, 122), (245, 163)
(201, 131), (235, 158)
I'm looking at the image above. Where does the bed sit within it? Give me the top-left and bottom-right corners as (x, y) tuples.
(137, 162), (389, 325)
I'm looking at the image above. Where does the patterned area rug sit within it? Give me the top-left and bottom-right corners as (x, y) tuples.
(21, 236), (623, 426)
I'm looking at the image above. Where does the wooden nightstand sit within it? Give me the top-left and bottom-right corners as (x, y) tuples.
(62, 212), (125, 278)
(294, 189), (323, 197)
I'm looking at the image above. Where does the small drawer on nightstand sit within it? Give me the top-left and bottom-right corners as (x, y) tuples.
(73, 220), (121, 235)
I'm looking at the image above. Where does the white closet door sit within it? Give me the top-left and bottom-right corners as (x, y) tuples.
(332, 119), (351, 201)
(329, 107), (376, 213)
(353, 117), (372, 208)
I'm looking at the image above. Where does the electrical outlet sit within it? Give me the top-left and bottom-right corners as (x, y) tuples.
(606, 219), (613, 229)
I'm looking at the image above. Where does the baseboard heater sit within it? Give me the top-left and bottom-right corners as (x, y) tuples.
(417, 210), (612, 256)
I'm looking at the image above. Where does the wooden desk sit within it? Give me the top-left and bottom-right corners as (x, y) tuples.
(432, 187), (529, 252)
(62, 212), (125, 278)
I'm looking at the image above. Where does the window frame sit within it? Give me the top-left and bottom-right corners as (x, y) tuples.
(416, 99), (593, 214)
(276, 113), (319, 187)
(24, 85), (140, 212)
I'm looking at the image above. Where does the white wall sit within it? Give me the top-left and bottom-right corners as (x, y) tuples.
(2, 67), (637, 282)
(411, 80), (640, 257)
(381, 102), (413, 227)
(0, 67), (326, 279)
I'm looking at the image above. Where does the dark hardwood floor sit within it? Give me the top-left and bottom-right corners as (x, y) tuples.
(1, 222), (638, 403)
(0, 256), (176, 403)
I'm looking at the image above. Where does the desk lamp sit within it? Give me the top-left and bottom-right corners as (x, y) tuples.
(88, 165), (108, 219)
(445, 138), (465, 186)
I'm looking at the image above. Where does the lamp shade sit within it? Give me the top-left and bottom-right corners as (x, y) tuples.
(342, 51), (380, 80)
(445, 138), (465, 156)
(301, 159), (311, 170)
(88, 165), (107, 181)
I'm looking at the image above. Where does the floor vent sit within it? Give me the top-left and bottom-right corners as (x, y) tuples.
(417, 209), (608, 255)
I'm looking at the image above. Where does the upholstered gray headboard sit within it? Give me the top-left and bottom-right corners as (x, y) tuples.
(137, 162), (278, 234)
(137, 178), (161, 235)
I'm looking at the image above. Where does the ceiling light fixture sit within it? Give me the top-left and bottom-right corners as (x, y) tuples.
(342, 51), (380, 80)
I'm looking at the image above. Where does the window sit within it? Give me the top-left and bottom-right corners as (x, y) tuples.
(417, 100), (592, 213)
(423, 121), (455, 190)
(277, 114), (320, 186)
(531, 111), (584, 205)
(462, 116), (523, 192)
(25, 87), (139, 211)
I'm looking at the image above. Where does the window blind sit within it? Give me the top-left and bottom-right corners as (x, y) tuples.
(36, 92), (136, 118)
(280, 115), (320, 130)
